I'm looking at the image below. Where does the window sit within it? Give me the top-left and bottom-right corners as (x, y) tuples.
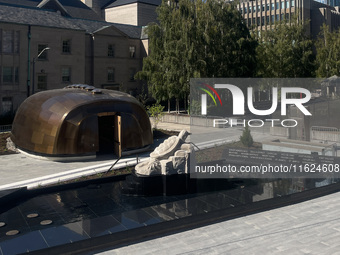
(281, 13), (284, 20)
(2, 30), (13, 53)
(286, 13), (289, 20)
(249, 6), (251, 13)
(276, 14), (279, 20)
(62, 40), (71, 53)
(281, 1), (285, 9)
(240, 8), (243, 14)
(291, 0), (295, 7)
(248, 18), (251, 26)
(253, 6), (256, 12)
(257, 17), (260, 26)
(129, 46), (136, 58)
(258, 5), (260, 11)
(252, 18), (256, 25)
(271, 15), (275, 23)
(61, 67), (71, 82)
(108, 44), (115, 57)
(14, 31), (20, 54)
(37, 75), (47, 90)
(14, 67), (19, 83)
(38, 44), (48, 60)
(276, 2), (279, 9)
(271, 3), (274, 10)
(107, 68), (115, 82)
(261, 17), (264, 26)
(2, 97), (12, 114)
(266, 3), (269, 10)
(244, 7), (247, 14)
(266, 16), (269, 24)
(129, 68), (136, 81)
(262, 4), (265, 11)
(3, 67), (13, 83)
(286, 0), (289, 8)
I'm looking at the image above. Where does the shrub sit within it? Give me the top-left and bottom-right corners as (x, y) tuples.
(240, 125), (253, 147)
(147, 104), (164, 129)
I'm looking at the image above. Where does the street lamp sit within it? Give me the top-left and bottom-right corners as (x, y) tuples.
(32, 47), (50, 95)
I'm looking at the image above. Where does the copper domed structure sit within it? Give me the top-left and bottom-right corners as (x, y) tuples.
(11, 85), (153, 159)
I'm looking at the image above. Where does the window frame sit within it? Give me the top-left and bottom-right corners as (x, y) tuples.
(129, 46), (136, 58)
(61, 67), (71, 83)
(108, 44), (115, 57)
(107, 67), (115, 82)
(62, 39), (71, 54)
(2, 97), (13, 114)
(2, 66), (13, 84)
(2, 30), (13, 54)
(37, 74), (47, 90)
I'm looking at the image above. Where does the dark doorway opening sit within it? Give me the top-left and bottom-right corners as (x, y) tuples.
(97, 115), (115, 155)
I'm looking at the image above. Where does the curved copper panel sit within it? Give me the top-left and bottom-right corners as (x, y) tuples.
(11, 87), (153, 156)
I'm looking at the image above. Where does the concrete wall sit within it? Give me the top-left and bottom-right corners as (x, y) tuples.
(262, 139), (335, 156)
(141, 39), (149, 56)
(83, 0), (111, 18)
(137, 3), (158, 26)
(270, 126), (289, 137)
(105, 4), (138, 26)
(263, 144), (323, 154)
(104, 3), (158, 26)
(311, 129), (340, 142)
(161, 114), (223, 127)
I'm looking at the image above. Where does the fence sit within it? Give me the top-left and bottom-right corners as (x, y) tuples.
(0, 125), (12, 133)
(311, 126), (340, 143)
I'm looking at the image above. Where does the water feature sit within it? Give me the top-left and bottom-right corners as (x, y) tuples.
(0, 177), (339, 254)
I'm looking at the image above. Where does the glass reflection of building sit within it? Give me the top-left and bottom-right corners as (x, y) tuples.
(314, 0), (339, 6)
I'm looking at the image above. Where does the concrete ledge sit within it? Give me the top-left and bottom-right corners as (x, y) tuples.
(262, 138), (336, 156)
(0, 157), (148, 191)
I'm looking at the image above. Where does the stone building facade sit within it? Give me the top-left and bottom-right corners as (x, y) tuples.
(237, 0), (340, 38)
(82, 0), (161, 26)
(0, 0), (146, 116)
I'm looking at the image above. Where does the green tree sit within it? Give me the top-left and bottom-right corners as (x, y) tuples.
(256, 19), (315, 78)
(240, 125), (253, 147)
(315, 24), (340, 77)
(136, 0), (257, 111)
(147, 103), (165, 129)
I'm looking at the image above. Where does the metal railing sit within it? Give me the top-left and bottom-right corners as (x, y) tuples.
(0, 125), (12, 133)
(311, 126), (340, 142)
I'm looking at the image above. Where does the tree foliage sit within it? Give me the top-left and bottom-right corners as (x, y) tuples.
(315, 24), (340, 78)
(136, 0), (257, 109)
(147, 103), (164, 129)
(240, 125), (253, 147)
(256, 19), (315, 78)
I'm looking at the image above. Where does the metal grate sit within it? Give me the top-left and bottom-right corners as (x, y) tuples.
(0, 125), (12, 133)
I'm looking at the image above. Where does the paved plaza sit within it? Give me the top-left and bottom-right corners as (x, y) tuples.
(1, 121), (340, 254)
(97, 191), (340, 255)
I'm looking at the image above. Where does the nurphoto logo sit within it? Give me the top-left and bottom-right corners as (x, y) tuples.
(199, 83), (312, 128)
